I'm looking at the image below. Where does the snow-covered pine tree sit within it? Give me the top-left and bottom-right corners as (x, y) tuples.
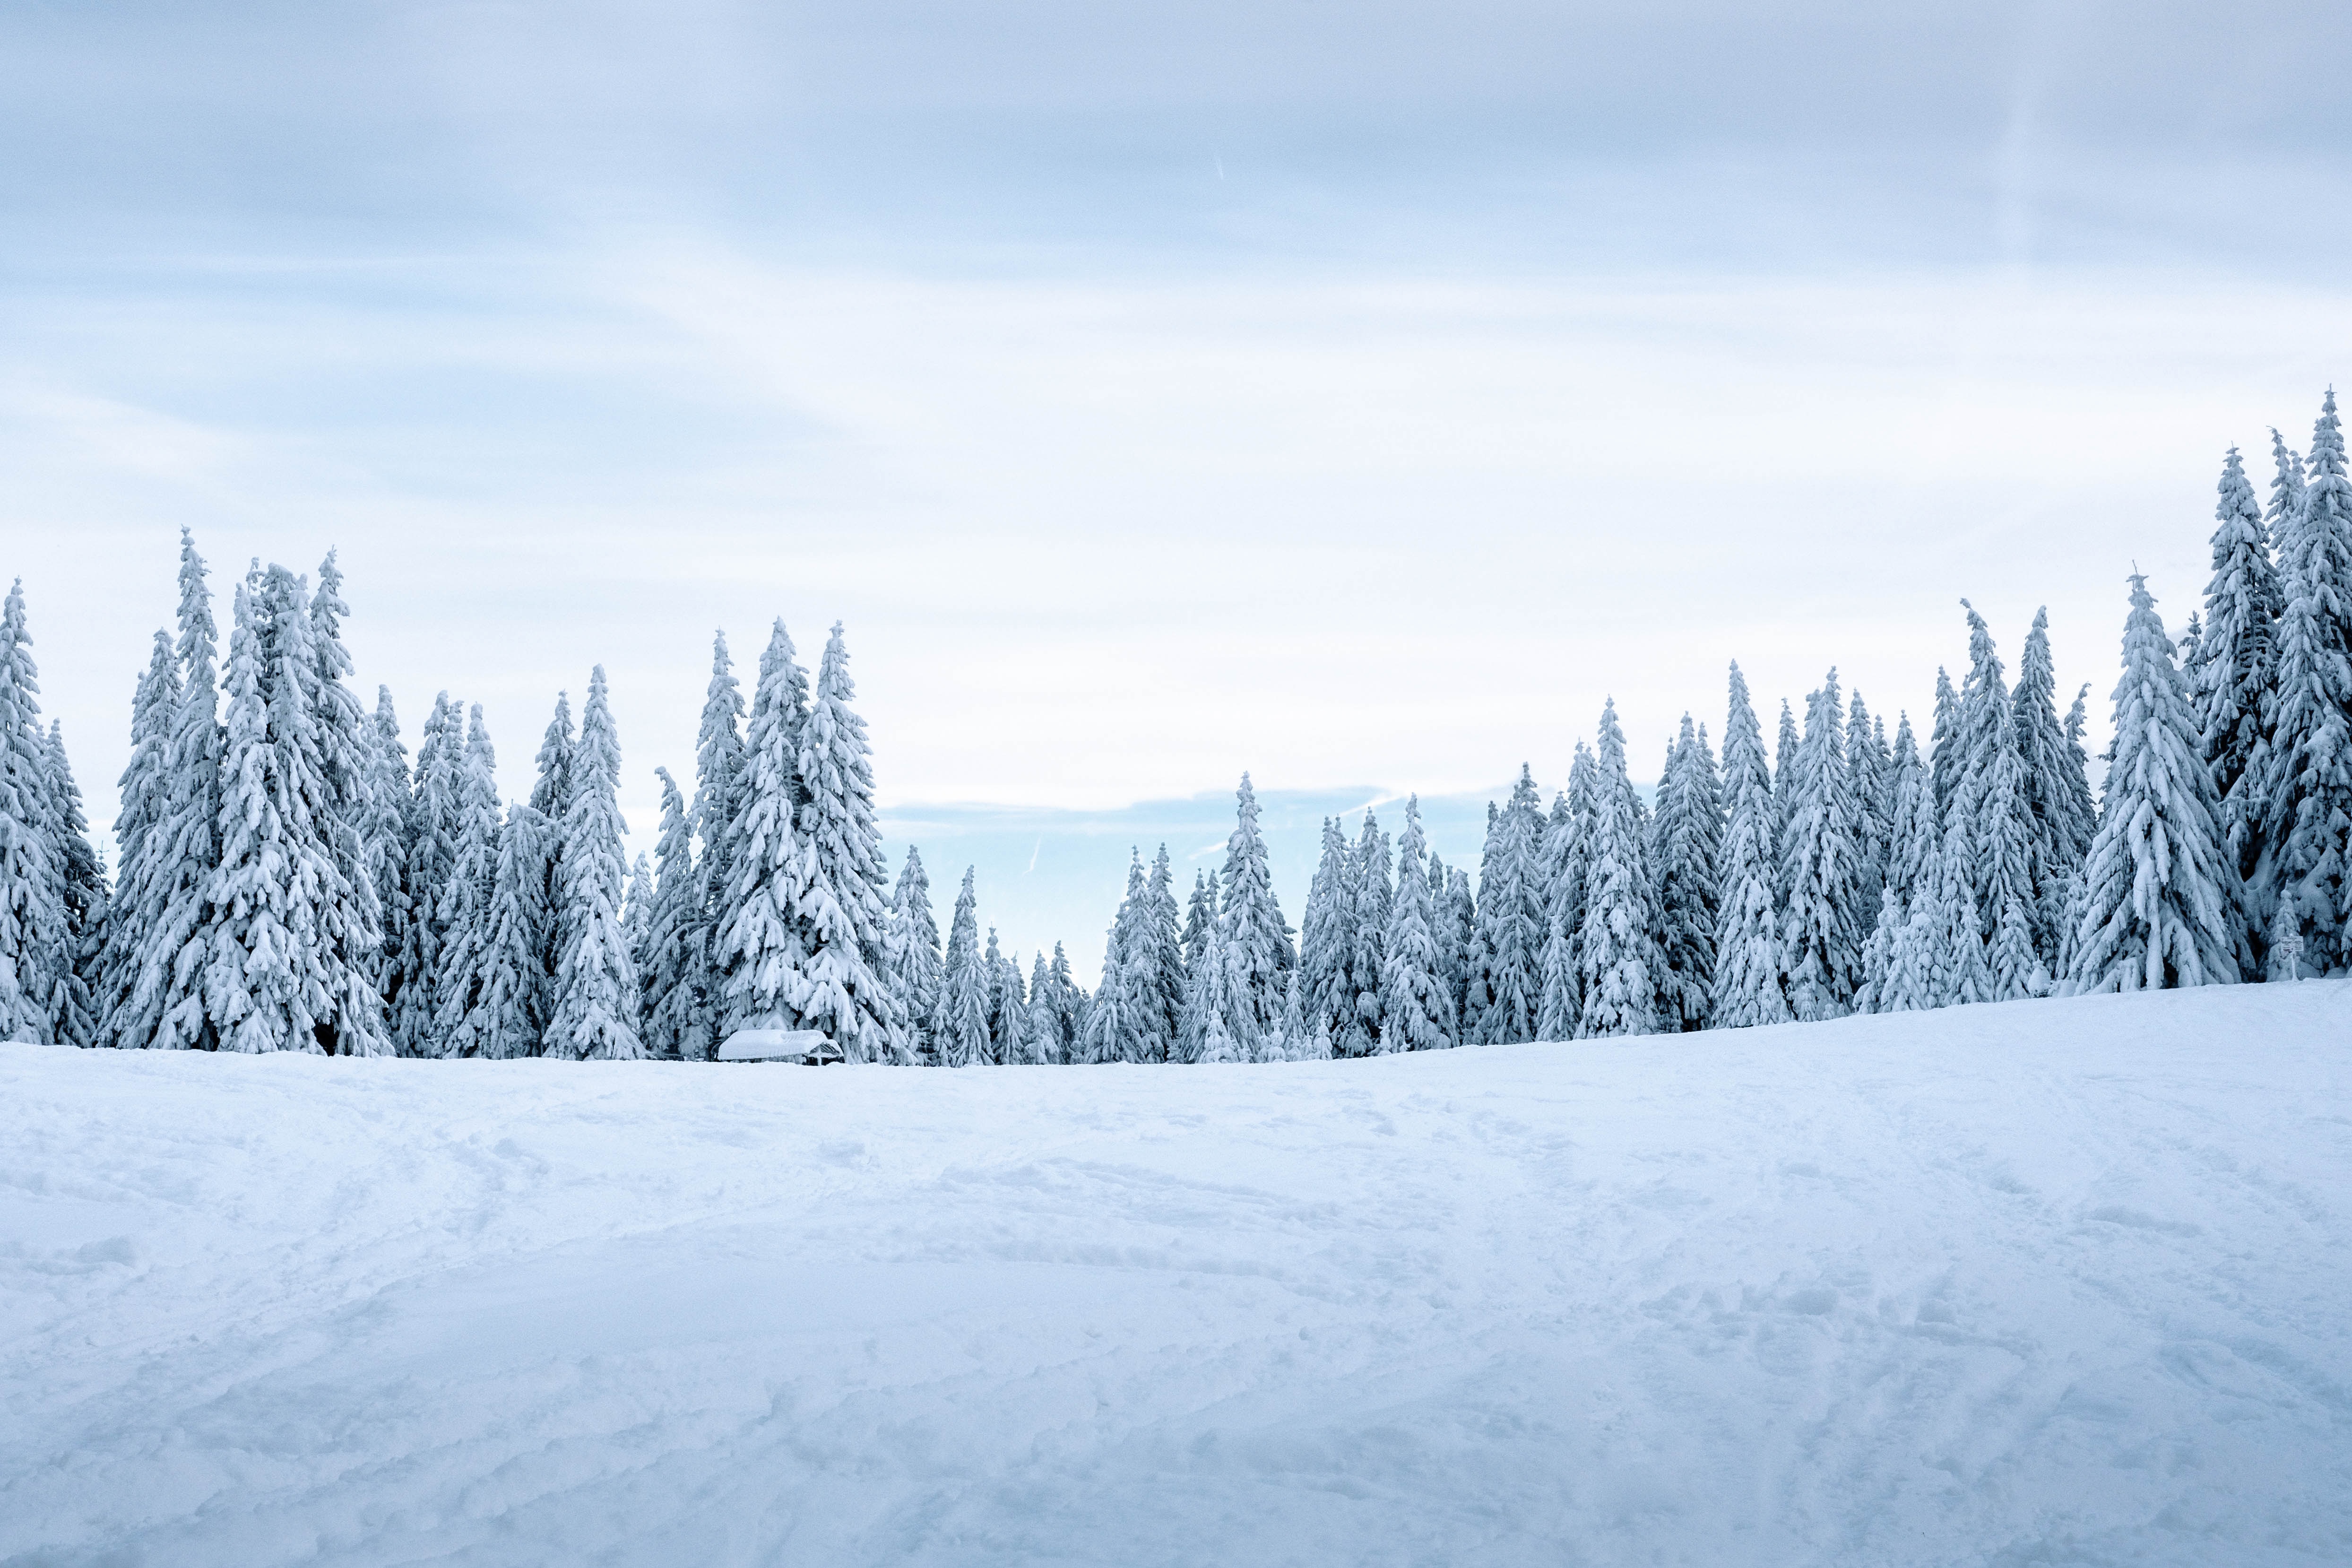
(1576, 700), (1661, 1038)
(780, 625), (903, 1062)
(1439, 864), (1477, 1034)
(1217, 773), (1294, 1052)
(546, 668), (644, 1059)
(2254, 394), (2352, 973)
(1773, 699), (1801, 851)
(1045, 942), (1084, 1057)
(96, 631), (178, 1046)
(1980, 715), (2048, 1001)
(639, 769), (700, 1059)
(1880, 715), (1934, 915)
(716, 623), (811, 1036)
(307, 552), (383, 1008)
(1780, 671), (1863, 1021)
(1652, 715), (1722, 1032)
(1182, 869), (1217, 979)
(1178, 912), (1243, 1064)
(0, 585), (64, 1044)
(934, 868), (991, 1067)
(1025, 950), (1062, 1062)
(363, 688), (411, 1002)
(2011, 608), (2089, 963)
(983, 928), (1027, 1064)
(530, 691), (575, 823)
(1474, 767), (1545, 1045)
(389, 693), (460, 1055)
(1131, 845), (1184, 1061)
(884, 846), (943, 1061)
(194, 581), (288, 1052)
(690, 631), (747, 1054)
(1298, 816), (1357, 1053)
(2195, 450), (2284, 905)
(1534, 910), (1577, 1041)
(1844, 691), (1888, 927)
(1075, 852), (1141, 1065)
(1379, 796), (1454, 1051)
(433, 705), (506, 1057)
(43, 724), (105, 1048)
(1928, 667), (1961, 822)
(1350, 810), (1392, 1053)
(2268, 901), (2305, 982)
(1712, 662), (1790, 1029)
(470, 803), (555, 1058)
(140, 532), (227, 1051)
(2067, 575), (2243, 991)
(623, 852), (654, 1002)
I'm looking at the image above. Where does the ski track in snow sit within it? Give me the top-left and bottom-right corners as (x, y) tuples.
(4, 982), (2351, 1567)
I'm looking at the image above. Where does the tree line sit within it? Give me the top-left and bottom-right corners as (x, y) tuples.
(0, 389), (2343, 1058)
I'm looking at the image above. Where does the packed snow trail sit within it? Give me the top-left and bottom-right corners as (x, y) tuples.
(4, 983), (2350, 1567)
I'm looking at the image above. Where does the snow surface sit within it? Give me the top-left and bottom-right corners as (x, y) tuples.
(6, 983), (2351, 1567)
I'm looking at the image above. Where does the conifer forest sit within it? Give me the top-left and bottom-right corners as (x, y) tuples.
(5, 390), (2348, 1063)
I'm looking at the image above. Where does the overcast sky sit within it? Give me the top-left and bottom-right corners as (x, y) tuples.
(5, 0), (2348, 978)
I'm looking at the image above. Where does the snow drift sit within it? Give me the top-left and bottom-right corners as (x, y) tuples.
(5, 982), (2350, 1566)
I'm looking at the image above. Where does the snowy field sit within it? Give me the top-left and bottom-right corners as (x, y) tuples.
(5, 984), (2351, 1567)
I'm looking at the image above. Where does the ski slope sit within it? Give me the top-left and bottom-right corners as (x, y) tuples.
(5, 983), (2350, 1567)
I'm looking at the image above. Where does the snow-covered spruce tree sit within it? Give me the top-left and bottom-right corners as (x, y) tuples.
(2255, 393), (2352, 973)
(690, 631), (747, 1053)
(717, 623), (811, 1036)
(779, 625), (903, 1062)
(1921, 822), (1994, 1007)
(1131, 844), (1185, 1061)
(139, 532), (227, 1051)
(2195, 449), (2284, 901)
(546, 668), (643, 1059)
(195, 582), (287, 1052)
(1379, 796), (1454, 1051)
(1045, 942), (1084, 1057)
(1534, 910), (1577, 1041)
(530, 691), (575, 823)
(2067, 575), (2244, 991)
(1024, 950), (1062, 1062)
(1217, 773), (1294, 1053)
(1881, 715), (1934, 914)
(984, 928), (1029, 1064)
(934, 868), (991, 1067)
(1182, 869), (1218, 980)
(623, 852), (654, 997)
(1712, 662), (1790, 1029)
(1576, 700), (1661, 1038)
(1075, 852), (1141, 1065)
(2012, 609), (2091, 960)
(96, 630), (178, 1046)
(467, 803), (555, 1058)
(1350, 810), (1392, 1053)
(1844, 692), (1888, 928)
(363, 688), (411, 1000)
(2268, 901), (2305, 981)
(1773, 700), (1801, 852)
(1178, 913), (1245, 1064)
(307, 552), (383, 1008)
(389, 693), (460, 1054)
(1475, 767), (1546, 1045)
(1928, 667), (1961, 822)
(433, 705), (506, 1057)
(1460, 804), (1498, 1042)
(884, 846), (943, 1061)
(44, 724), (106, 1048)
(1548, 744), (1600, 1021)
(1980, 712), (2048, 1001)
(1652, 715), (1722, 1032)
(639, 769), (700, 1059)
(0, 585), (64, 1043)
(1780, 672), (1863, 1022)
(1298, 816), (1357, 1053)
(1439, 864), (1477, 1036)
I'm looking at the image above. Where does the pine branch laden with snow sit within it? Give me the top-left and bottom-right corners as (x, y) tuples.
(546, 668), (644, 1060)
(1576, 700), (1662, 1039)
(2067, 575), (2244, 993)
(1712, 663), (1791, 1029)
(1378, 796), (1455, 1052)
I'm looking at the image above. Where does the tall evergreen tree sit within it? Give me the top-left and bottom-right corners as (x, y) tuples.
(363, 688), (411, 1003)
(934, 867), (991, 1067)
(390, 694), (461, 1054)
(1928, 667), (1961, 821)
(1781, 671), (1863, 1021)
(1025, 949), (1062, 1063)
(690, 631), (747, 1055)
(0, 584), (63, 1043)
(1773, 699), (1801, 851)
(1712, 662), (1790, 1029)
(983, 928), (1027, 1064)
(1182, 869), (1218, 979)
(2012, 608), (2091, 962)
(2255, 394), (2352, 972)
(780, 625), (903, 1061)
(1843, 692), (1888, 927)
(1577, 700), (1661, 1038)
(1349, 810), (1392, 1053)
(2069, 575), (2243, 991)
(434, 705), (505, 1057)
(1440, 865), (1477, 1038)
(884, 846), (943, 1061)
(639, 768), (700, 1058)
(470, 803), (555, 1058)
(1076, 852), (1142, 1065)
(97, 630), (178, 1046)
(1379, 796), (1454, 1051)
(1044, 942), (1084, 1057)
(2195, 450), (2284, 902)
(546, 668), (643, 1058)
(1652, 715), (1722, 1031)
(1131, 844), (1184, 1061)
(717, 624), (810, 1035)
(1298, 817), (1358, 1054)
(1474, 767), (1545, 1045)
(307, 553), (382, 1003)
(142, 531), (226, 1050)
(43, 724), (105, 1048)
(1216, 773), (1293, 1052)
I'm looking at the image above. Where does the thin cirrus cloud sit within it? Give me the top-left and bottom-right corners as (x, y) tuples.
(1, 0), (2346, 978)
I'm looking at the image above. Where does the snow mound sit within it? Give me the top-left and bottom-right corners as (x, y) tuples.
(5, 982), (2351, 1566)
